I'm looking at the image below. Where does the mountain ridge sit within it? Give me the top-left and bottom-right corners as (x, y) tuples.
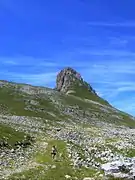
(0, 67), (134, 124)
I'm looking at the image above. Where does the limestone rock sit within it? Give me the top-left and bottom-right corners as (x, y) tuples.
(56, 67), (96, 94)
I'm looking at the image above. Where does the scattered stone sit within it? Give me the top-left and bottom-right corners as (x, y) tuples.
(65, 174), (71, 179)
(51, 165), (56, 169)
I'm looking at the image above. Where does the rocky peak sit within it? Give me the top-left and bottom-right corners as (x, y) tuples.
(56, 67), (96, 95)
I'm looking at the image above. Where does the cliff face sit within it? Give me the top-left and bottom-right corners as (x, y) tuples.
(56, 67), (96, 95)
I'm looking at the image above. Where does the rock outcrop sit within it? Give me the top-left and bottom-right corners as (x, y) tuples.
(56, 67), (96, 95)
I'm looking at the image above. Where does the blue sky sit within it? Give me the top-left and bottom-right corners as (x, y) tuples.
(0, 0), (135, 116)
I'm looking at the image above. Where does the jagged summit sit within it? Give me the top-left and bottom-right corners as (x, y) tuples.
(56, 67), (96, 95)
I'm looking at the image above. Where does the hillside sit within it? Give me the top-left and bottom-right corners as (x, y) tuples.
(0, 67), (135, 180)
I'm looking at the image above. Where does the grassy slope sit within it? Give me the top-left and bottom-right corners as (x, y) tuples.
(0, 123), (26, 147)
(67, 80), (110, 106)
(0, 87), (60, 119)
(63, 94), (135, 128)
(0, 83), (135, 127)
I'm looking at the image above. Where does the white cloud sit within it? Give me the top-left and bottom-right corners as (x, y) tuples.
(16, 72), (57, 84)
(2, 60), (19, 65)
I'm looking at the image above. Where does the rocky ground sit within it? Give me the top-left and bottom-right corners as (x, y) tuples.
(52, 123), (135, 179)
(0, 114), (135, 179)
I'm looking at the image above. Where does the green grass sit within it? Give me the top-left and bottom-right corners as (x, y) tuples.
(67, 80), (110, 106)
(119, 113), (135, 128)
(0, 123), (26, 147)
(0, 87), (60, 121)
(0, 87), (37, 116)
(105, 138), (120, 144)
(125, 148), (135, 157)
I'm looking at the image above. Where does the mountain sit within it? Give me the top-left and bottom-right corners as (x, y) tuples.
(56, 67), (108, 105)
(56, 67), (96, 94)
(0, 67), (135, 180)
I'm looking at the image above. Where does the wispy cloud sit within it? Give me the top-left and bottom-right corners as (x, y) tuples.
(0, 71), (57, 87)
(78, 60), (135, 103)
(108, 37), (128, 48)
(2, 60), (19, 65)
(88, 21), (135, 27)
(112, 97), (135, 115)
(0, 56), (58, 67)
(79, 49), (135, 57)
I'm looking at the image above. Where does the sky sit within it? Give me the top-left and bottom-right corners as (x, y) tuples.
(0, 0), (135, 116)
